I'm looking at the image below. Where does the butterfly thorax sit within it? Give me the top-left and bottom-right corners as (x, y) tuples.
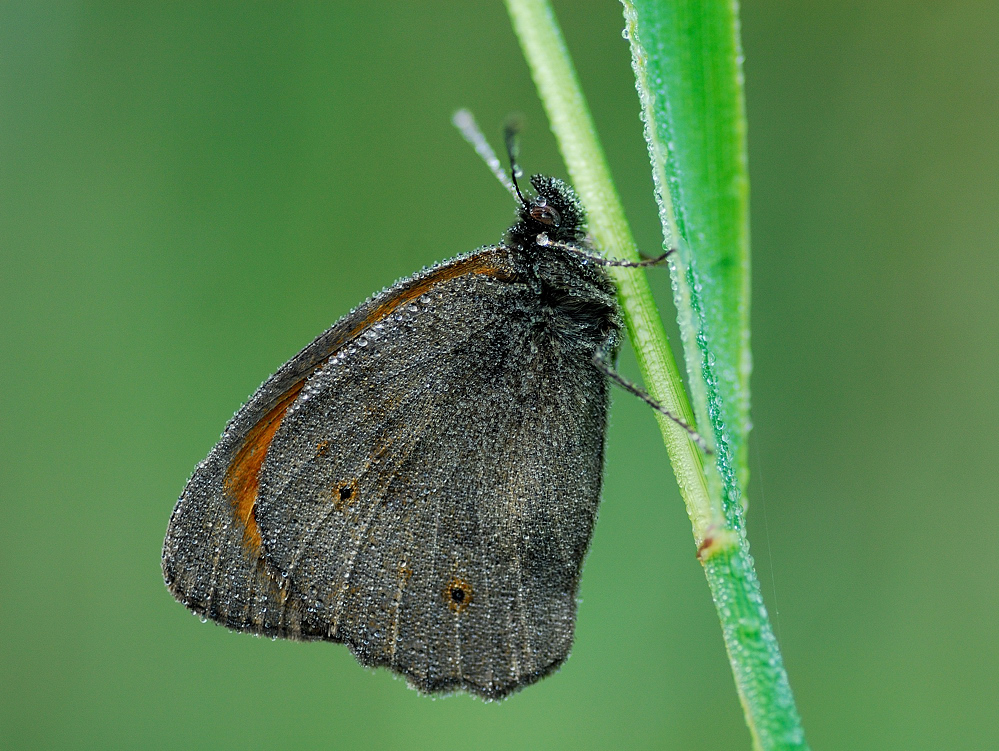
(505, 175), (621, 350)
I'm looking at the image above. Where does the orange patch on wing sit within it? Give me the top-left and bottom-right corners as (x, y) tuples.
(224, 381), (305, 552)
(220, 252), (515, 556)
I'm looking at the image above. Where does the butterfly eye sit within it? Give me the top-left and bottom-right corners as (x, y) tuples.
(530, 201), (561, 227)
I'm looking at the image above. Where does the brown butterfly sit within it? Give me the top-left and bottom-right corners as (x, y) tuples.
(163, 114), (700, 699)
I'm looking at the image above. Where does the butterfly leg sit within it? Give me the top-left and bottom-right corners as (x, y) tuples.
(599, 249), (674, 267)
(592, 341), (713, 454)
(537, 235), (675, 268)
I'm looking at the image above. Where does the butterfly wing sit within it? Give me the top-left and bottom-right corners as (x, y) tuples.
(163, 245), (611, 699)
(252, 259), (610, 699)
(162, 249), (520, 638)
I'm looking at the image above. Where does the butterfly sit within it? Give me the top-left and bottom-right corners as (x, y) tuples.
(163, 112), (701, 699)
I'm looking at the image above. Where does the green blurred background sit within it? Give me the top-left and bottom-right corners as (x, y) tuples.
(2, 2), (996, 749)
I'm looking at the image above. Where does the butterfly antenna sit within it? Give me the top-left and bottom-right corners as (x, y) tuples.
(452, 109), (520, 203)
(502, 114), (529, 206)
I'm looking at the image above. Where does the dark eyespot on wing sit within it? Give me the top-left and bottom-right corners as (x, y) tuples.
(446, 578), (472, 612)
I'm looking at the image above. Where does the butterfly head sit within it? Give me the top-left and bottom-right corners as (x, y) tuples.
(510, 175), (587, 249)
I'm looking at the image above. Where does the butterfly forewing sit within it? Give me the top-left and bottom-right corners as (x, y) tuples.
(162, 249), (517, 639)
(253, 261), (609, 697)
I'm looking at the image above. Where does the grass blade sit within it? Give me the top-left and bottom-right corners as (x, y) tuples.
(506, 0), (809, 746)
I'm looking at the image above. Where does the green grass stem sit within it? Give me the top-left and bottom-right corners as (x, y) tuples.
(504, 0), (809, 747)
